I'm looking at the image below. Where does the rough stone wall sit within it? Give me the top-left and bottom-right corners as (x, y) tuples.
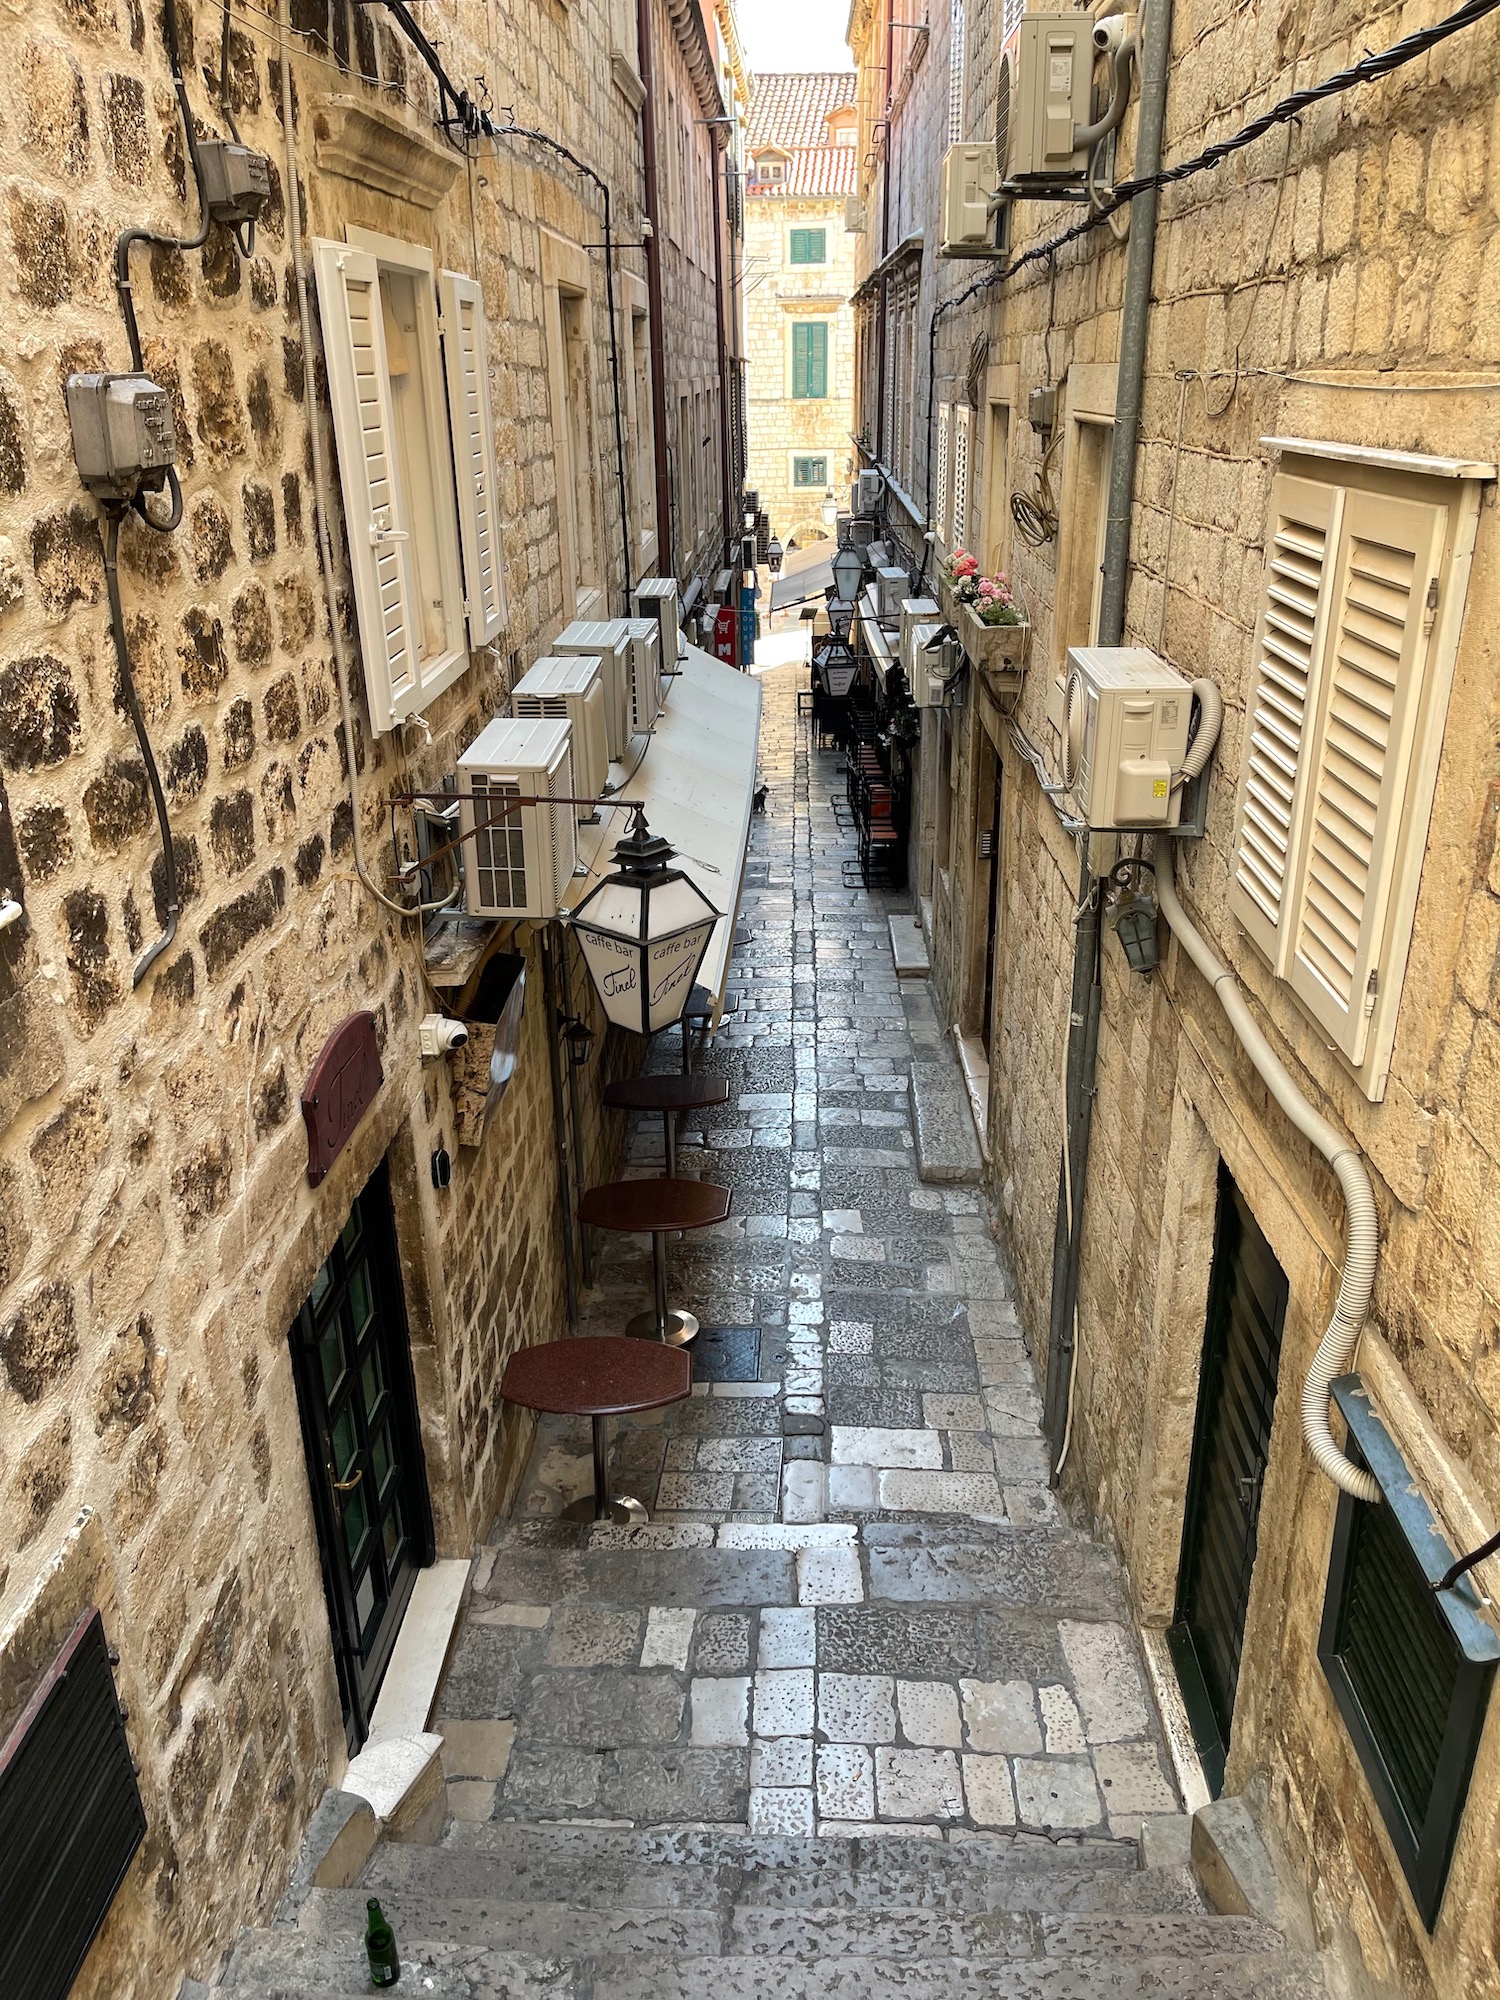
(852, 0), (1500, 1992)
(0, 3), (728, 1995)
(743, 191), (858, 547)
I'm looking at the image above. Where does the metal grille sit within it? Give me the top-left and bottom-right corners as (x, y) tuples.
(470, 775), (527, 911)
(0, 1608), (145, 2000)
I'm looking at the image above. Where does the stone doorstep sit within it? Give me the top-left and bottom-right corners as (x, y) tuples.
(1138, 1627), (1211, 1817)
(888, 913), (931, 977)
(950, 1031), (991, 1166)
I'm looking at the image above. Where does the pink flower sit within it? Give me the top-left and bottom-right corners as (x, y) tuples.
(952, 553), (979, 579)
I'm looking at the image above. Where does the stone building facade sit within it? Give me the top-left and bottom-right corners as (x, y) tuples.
(743, 73), (859, 549)
(0, 2), (743, 1995)
(848, 0), (1500, 1994)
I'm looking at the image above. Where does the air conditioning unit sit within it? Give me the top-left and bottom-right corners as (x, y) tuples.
(554, 619), (632, 760)
(852, 469), (882, 517)
(620, 614), (663, 733)
(844, 194), (866, 233)
(1061, 647), (1194, 829)
(457, 716), (577, 919)
(996, 13), (1094, 191)
(511, 656), (608, 815)
(632, 577), (681, 675)
(849, 518), (878, 552)
(940, 144), (1000, 257)
(906, 622), (955, 708)
(874, 565), (909, 620)
(900, 597), (940, 652)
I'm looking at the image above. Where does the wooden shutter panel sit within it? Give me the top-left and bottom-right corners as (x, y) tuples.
(1230, 473), (1340, 965)
(810, 323), (828, 397)
(952, 405), (971, 551)
(1285, 487), (1446, 1061)
(792, 323), (809, 399)
(440, 270), (508, 647)
(313, 239), (419, 733)
(935, 403), (950, 545)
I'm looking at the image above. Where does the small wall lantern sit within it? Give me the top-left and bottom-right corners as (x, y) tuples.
(570, 810), (721, 1035)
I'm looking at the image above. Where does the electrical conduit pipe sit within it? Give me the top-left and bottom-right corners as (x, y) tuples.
(1153, 844), (1381, 1503)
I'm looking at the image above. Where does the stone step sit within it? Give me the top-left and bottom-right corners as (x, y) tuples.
(363, 1834), (1207, 1918)
(218, 1933), (1325, 2000)
(300, 1886), (1285, 1966)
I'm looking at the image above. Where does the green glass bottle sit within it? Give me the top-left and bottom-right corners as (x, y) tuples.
(364, 1896), (400, 1987)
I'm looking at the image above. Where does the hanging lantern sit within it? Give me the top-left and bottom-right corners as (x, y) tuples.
(570, 810), (721, 1035)
(831, 543), (864, 605)
(1110, 889), (1160, 974)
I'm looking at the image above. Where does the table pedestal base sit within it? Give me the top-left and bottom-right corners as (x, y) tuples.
(625, 1306), (699, 1346)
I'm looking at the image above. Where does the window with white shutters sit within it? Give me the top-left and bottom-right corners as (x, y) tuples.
(1230, 455), (1481, 1097)
(948, 0), (967, 144)
(440, 270), (508, 647)
(935, 403), (951, 547)
(314, 231), (472, 733)
(952, 404), (971, 553)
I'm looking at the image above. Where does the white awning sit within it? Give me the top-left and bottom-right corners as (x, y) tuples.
(565, 642), (762, 1028)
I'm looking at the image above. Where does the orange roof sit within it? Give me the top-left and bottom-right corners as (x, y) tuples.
(747, 71), (858, 154)
(783, 145), (859, 196)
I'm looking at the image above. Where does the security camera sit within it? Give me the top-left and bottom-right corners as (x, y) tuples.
(419, 1013), (470, 1059)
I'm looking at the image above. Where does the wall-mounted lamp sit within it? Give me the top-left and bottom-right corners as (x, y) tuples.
(560, 1015), (596, 1067)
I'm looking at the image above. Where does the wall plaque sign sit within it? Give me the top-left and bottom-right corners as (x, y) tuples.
(301, 1010), (383, 1186)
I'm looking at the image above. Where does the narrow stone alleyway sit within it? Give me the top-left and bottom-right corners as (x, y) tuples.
(223, 663), (1327, 1994)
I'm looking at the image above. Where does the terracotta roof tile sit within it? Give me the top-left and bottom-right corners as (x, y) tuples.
(784, 145), (859, 197)
(746, 71), (858, 154)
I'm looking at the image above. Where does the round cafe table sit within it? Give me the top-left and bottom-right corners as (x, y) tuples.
(577, 1176), (732, 1346)
(603, 1071), (731, 1178)
(501, 1335), (691, 1524)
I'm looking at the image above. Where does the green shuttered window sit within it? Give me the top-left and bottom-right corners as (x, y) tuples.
(789, 228), (827, 264)
(793, 456), (827, 487)
(792, 322), (828, 400)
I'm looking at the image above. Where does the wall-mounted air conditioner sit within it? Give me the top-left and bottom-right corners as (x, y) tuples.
(632, 577), (681, 677)
(554, 619), (632, 759)
(511, 656), (608, 815)
(874, 565), (909, 620)
(905, 622), (954, 708)
(853, 469), (882, 517)
(1061, 647), (1193, 829)
(996, 13), (1094, 191)
(940, 144), (1001, 257)
(844, 195), (867, 233)
(899, 597), (940, 653)
(849, 518), (878, 552)
(457, 716), (577, 919)
(619, 615), (663, 734)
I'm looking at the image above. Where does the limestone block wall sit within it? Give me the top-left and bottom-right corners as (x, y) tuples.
(860, 0), (1500, 1991)
(744, 193), (858, 547)
(0, 3), (728, 1995)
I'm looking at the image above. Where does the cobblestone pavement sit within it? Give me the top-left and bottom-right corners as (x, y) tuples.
(441, 661), (1181, 1845)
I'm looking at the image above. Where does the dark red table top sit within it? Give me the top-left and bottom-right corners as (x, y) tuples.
(603, 1074), (731, 1113)
(501, 1336), (691, 1417)
(578, 1177), (732, 1233)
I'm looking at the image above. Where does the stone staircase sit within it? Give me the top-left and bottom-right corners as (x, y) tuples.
(219, 1818), (1328, 1996)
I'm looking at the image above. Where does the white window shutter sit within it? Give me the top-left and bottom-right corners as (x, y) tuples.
(1284, 486), (1447, 1061)
(312, 239), (420, 734)
(1230, 473), (1341, 966)
(935, 403), (951, 546)
(952, 405), (971, 552)
(440, 270), (508, 647)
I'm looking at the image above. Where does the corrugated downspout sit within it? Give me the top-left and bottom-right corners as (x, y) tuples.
(711, 133), (735, 562)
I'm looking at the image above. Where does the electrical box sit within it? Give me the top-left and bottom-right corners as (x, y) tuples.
(1027, 383), (1058, 437)
(65, 373), (177, 503)
(632, 576), (681, 676)
(619, 615), (663, 733)
(457, 716), (577, 919)
(196, 139), (272, 224)
(853, 469), (883, 517)
(511, 656), (609, 814)
(996, 13), (1094, 190)
(873, 565), (909, 620)
(1061, 647), (1194, 829)
(554, 619), (632, 760)
(940, 144), (1000, 257)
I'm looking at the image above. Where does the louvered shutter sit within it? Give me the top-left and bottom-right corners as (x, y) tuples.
(935, 403), (951, 545)
(952, 405), (971, 552)
(948, 0), (967, 144)
(313, 239), (420, 733)
(1284, 487), (1446, 1061)
(792, 323), (809, 399)
(1230, 473), (1341, 965)
(440, 270), (508, 647)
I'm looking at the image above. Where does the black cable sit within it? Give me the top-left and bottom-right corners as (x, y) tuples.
(115, 0), (213, 369)
(219, 0), (257, 258)
(917, 0), (1500, 570)
(102, 510), (179, 987)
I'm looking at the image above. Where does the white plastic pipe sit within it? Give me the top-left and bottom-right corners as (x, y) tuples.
(1179, 678), (1222, 783)
(1155, 844), (1381, 1503)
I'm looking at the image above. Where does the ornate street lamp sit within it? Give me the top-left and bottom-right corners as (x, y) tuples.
(767, 535), (784, 574)
(831, 543), (864, 605)
(570, 810), (721, 1035)
(820, 488), (838, 532)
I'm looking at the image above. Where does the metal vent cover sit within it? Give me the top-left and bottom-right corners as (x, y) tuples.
(0, 1607), (146, 2000)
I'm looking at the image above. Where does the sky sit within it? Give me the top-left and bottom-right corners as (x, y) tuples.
(738, 0), (855, 74)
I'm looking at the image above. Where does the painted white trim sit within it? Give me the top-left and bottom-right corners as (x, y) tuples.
(1264, 436), (1498, 482)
